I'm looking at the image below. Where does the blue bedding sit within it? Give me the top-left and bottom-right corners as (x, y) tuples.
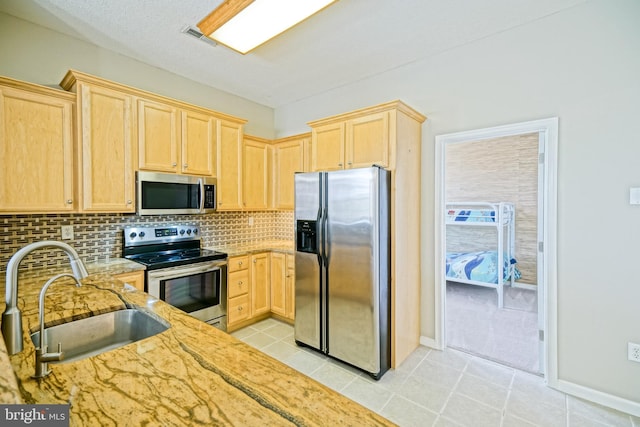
(446, 251), (521, 283)
(447, 209), (495, 222)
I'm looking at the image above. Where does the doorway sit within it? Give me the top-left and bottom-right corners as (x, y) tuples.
(434, 118), (558, 379)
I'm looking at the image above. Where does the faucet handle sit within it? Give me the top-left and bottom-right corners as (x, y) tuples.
(39, 342), (64, 363)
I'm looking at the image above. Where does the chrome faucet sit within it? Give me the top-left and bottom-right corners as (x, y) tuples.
(33, 273), (82, 378)
(2, 241), (88, 355)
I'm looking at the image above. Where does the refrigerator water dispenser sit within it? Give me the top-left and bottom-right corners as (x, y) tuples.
(296, 220), (318, 253)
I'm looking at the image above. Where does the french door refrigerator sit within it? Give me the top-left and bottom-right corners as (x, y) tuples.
(294, 166), (391, 379)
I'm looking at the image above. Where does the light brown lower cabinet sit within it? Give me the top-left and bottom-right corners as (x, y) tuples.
(227, 255), (250, 330)
(113, 270), (145, 292)
(227, 251), (294, 332)
(271, 253), (295, 321)
(250, 252), (271, 317)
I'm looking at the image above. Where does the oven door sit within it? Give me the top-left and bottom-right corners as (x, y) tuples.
(147, 260), (227, 331)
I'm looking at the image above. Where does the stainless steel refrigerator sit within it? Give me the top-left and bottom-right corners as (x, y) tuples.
(294, 166), (391, 379)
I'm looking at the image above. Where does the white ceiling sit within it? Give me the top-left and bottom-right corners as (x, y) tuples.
(0, 0), (585, 108)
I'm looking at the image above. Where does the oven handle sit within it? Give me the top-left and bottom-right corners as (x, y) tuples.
(147, 263), (224, 281)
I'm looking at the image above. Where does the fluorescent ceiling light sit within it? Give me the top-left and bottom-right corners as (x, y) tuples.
(198, 0), (337, 54)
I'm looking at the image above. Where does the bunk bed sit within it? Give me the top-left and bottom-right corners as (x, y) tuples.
(445, 202), (521, 308)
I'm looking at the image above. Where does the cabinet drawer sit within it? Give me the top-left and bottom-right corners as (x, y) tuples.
(228, 295), (250, 324)
(228, 269), (249, 298)
(228, 255), (249, 273)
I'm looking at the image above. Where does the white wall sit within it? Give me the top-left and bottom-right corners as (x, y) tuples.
(275, 0), (640, 408)
(0, 13), (274, 138)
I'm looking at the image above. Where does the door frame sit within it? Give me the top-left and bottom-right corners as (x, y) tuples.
(433, 117), (558, 383)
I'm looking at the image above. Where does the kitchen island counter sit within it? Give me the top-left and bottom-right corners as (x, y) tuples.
(0, 267), (393, 426)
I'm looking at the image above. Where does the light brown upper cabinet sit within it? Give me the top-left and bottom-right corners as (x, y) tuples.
(61, 72), (137, 213)
(0, 77), (76, 213)
(309, 105), (396, 171)
(310, 122), (344, 171)
(137, 98), (180, 173)
(61, 70), (246, 213)
(273, 134), (309, 210)
(243, 135), (271, 210)
(137, 99), (217, 177)
(309, 111), (389, 171)
(217, 119), (244, 211)
(181, 108), (217, 177)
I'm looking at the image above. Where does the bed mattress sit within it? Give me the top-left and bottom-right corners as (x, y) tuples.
(446, 250), (521, 283)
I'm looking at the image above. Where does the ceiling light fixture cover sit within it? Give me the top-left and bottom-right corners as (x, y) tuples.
(198, 0), (337, 54)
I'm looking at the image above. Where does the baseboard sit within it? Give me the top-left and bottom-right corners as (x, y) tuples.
(419, 335), (442, 350)
(555, 379), (640, 417)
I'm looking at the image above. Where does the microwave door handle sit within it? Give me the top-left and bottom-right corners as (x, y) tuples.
(198, 178), (205, 212)
(150, 264), (221, 281)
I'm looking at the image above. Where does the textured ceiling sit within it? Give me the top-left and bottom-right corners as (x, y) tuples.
(0, 0), (585, 108)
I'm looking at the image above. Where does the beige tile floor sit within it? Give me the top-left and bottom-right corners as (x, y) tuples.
(231, 318), (640, 427)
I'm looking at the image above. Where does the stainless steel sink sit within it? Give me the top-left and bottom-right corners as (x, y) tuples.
(30, 309), (170, 364)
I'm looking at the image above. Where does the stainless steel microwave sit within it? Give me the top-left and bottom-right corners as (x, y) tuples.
(136, 171), (216, 215)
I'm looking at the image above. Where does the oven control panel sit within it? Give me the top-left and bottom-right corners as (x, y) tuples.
(124, 225), (200, 246)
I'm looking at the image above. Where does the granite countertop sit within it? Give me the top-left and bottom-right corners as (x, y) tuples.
(0, 263), (394, 426)
(210, 239), (295, 258)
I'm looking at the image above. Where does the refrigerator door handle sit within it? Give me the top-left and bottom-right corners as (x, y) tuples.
(322, 207), (329, 265)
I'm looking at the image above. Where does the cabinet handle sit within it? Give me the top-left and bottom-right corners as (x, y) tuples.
(66, 199), (73, 204)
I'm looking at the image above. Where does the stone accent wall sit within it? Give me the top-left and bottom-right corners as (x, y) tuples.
(0, 211), (294, 273)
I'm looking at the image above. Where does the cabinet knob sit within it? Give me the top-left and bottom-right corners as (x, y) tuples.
(66, 199), (73, 204)
(238, 281), (243, 285)
(183, 164), (188, 168)
(238, 261), (243, 266)
(127, 200), (132, 204)
(172, 162), (177, 167)
(338, 163), (343, 167)
(253, 259), (257, 263)
(238, 306), (243, 311)
(347, 161), (353, 165)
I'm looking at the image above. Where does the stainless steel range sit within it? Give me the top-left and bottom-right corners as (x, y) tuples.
(123, 225), (228, 331)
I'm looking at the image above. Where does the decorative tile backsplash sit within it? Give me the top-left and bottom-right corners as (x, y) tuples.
(0, 211), (294, 273)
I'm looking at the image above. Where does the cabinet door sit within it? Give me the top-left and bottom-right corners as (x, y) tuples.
(217, 119), (243, 210)
(228, 295), (250, 325)
(311, 122), (344, 171)
(137, 98), (179, 173)
(346, 111), (389, 168)
(243, 138), (270, 210)
(78, 84), (135, 212)
(182, 110), (216, 176)
(113, 270), (145, 292)
(274, 138), (306, 209)
(250, 253), (270, 317)
(270, 252), (287, 317)
(0, 86), (75, 212)
(285, 254), (295, 320)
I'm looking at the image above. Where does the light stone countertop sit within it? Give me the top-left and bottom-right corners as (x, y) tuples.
(0, 261), (394, 426)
